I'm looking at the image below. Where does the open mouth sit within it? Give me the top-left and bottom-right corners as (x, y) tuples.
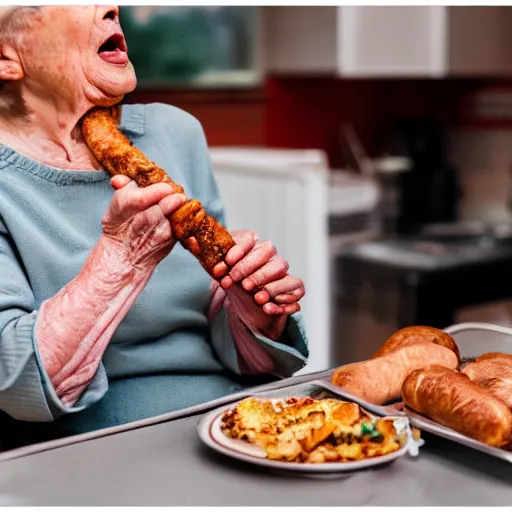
(98, 33), (128, 66)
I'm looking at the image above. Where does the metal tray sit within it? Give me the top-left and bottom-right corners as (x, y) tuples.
(316, 322), (512, 463)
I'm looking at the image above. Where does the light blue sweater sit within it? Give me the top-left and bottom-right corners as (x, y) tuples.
(0, 103), (308, 440)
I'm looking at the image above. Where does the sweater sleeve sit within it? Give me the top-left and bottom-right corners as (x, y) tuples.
(182, 114), (309, 377)
(0, 219), (108, 422)
(209, 302), (309, 377)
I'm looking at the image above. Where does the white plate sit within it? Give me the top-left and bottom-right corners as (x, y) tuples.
(197, 400), (417, 474)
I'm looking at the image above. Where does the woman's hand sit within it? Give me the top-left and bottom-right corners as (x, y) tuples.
(36, 176), (188, 405)
(212, 230), (305, 340)
(102, 175), (187, 269)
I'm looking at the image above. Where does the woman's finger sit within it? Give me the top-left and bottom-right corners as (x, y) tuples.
(212, 230), (258, 279)
(186, 236), (201, 256)
(274, 291), (304, 304)
(253, 288), (271, 305)
(115, 182), (176, 218)
(224, 231), (258, 267)
(260, 302), (300, 315)
(110, 175), (132, 190)
(158, 193), (187, 217)
(219, 274), (234, 289)
(228, 240), (276, 285)
(260, 275), (304, 299)
(241, 256), (289, 292)
(282, 303), (301, 315)
(212, 262), (229, 279)
(262, 302), (285, 315)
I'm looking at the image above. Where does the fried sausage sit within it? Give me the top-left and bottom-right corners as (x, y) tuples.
(331, 343), (458, 405)
(373, 326), (460, 362)
(462, 358), (512, 409)
(81, 106), (235, 276)
(402, 365), (512, 447)
(475, 352), (512, 364)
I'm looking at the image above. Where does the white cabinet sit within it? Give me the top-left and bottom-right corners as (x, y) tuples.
(263, 6), (512, 78)
(209, 148), (332, 374)
(338, 6), (446, 77)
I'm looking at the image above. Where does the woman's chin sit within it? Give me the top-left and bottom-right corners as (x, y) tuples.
(90, 69), (137, 106)
(92, 95), (126, 108)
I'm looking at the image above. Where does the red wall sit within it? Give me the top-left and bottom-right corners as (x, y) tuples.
(264, 76), (492, 168)
(127, 77), (512, 169)
(125, 88), (266, 146)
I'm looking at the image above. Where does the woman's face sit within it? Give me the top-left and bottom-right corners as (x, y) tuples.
(11, 5), (136, 106)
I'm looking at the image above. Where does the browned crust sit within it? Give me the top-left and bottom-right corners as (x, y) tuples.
(402, 365), (512, 447)
(81, 106), (235, 275)
(475, 352), (512, 364)
(330, 343), (458, 405)
(461, 358), (512, 409)
(373, 325), (461, 363)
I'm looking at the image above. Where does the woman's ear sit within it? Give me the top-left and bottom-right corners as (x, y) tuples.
(0, 45), (23, 82)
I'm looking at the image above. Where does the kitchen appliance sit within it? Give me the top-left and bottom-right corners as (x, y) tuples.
(377, 118), (460, 235)
(332, 235), (512, 366)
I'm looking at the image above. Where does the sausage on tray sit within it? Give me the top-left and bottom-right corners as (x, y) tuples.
(402, 365), (512, 447)
(331, 343), (458, 405)
(474, 352), (512, 364)
(461, 357), (512, 409)
(373, 325), (460, 363)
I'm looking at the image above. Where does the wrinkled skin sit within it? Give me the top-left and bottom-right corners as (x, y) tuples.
(0, 5), (136, 169)
(103, 176), (187, 268)
(108, 175), (306, 340)
(0, 5), (306, 408)
(37, 176), (187, 405)
(213, 229), (305, 340)
(0, 5), (136, 106)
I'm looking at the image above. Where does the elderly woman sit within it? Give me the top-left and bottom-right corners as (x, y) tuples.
(0, 5), (308, 444)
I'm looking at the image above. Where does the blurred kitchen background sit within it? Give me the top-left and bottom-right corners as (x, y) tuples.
(122, 5), (512, 374)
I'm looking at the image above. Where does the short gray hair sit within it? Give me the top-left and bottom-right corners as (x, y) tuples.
(0, 6), (35, 45)
(0, 7), (34, 117)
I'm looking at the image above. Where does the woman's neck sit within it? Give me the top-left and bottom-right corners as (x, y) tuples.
(0, 86), (101, 171)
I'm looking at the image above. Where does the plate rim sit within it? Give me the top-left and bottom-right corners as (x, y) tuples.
(197, 401), (411, 473)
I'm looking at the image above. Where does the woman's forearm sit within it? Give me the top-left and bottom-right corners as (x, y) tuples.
(36, 235), (154, 406)
(208, 280), (279, 374)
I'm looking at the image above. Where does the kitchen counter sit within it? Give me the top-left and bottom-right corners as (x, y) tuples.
(0, 327), (510, 506)
(0, 406), (510, 506)
(0, 327), (512, 507)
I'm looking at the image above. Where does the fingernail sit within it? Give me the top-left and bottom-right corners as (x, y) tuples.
(221, 276), (232, 289)
(254, 292), (267, 305)
(213, 263), (228, 278)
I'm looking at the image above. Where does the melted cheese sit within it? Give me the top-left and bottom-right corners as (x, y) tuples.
(221, 397), (401, 463)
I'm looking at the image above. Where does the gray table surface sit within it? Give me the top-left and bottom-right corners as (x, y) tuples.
(0, 323), (512, 506)
(0, 411), (511, 506)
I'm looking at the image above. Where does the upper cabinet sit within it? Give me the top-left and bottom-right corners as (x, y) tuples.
(262, 6), (512, 78)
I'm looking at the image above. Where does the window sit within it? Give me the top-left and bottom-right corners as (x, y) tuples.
(120, 6), (261, 88)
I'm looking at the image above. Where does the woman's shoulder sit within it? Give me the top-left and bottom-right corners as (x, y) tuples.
(121, 102), (205, 142)
(120, 103), (215, 203)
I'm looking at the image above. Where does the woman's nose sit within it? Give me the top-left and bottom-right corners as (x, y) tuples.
(97, 5), (119, 24)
